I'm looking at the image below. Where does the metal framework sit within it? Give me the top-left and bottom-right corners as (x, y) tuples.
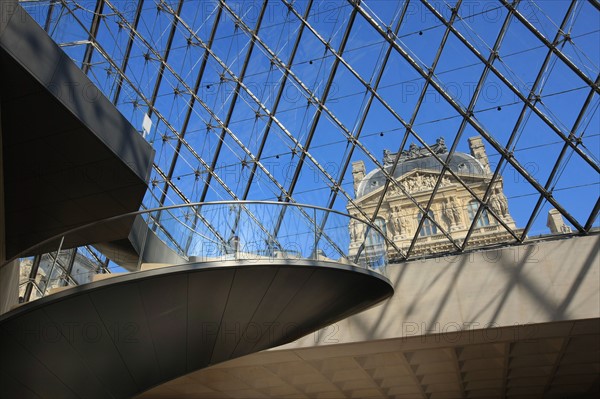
(16, 0), (600, 287)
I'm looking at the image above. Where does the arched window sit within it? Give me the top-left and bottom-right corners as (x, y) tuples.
(467, 201), (490, 227)
(363, 217), (387, 269)
(375, 217), (387, 237)
(366, 218), (387, 247)
(418, 211), (437, 236)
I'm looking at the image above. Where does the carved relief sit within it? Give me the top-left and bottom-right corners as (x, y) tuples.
(395, 173), (453, 194)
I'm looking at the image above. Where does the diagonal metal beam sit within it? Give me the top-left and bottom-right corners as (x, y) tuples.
(57, 2), (240, 248)
(223, 0), (478, 255)
(521, 74), (600, 237)
(156, 3), (223, 218)
(147, 0), (185, 119)
(44, 0), (58, 32)
(501, 0), (598, 92)
(161, 1), (393, 255)
(81, 0), (104, 75)
(271, 4), (358, 243)
(281, 0), (512, 252)
(198, 0), (268, 204)
(102, 1), (343, 256)
(351, 0), (586, 233)
(461, 0), (574, 249)
(23, 254), (41, 302)
(401, 0), (498, 257)
(112, 0), (144, 104)
(422, 0), (587, 238)
(240, 0), (313, 201)
(422, 0), (600, 175)
(284, 0), (501, 220)
(323, 1), (411, 260)
(585, 197), (600, 231)
(152, 163), (227, 247)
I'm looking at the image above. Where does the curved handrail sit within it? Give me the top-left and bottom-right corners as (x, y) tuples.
(4, 201), (388, 283)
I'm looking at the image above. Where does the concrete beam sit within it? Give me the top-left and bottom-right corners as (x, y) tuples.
(281, 234), (600, 349)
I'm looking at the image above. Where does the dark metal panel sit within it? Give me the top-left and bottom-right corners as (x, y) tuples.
(231, 266), (314, 358)
(95, 215), (187, 271)
(209, 266), (279, 364)
(0, 1), (18, 39)
(137, 273), (188, 381)
(2, 309), (111, 398)
(89, 282), (161, 389)
(0, 5), (62, 89)
(0, 327), (76, 399)
(48, 52), (154, 182)
(0, 369), (40, 399)
(0, 4), (153, 182)
(263, 267), (374, 347)
(186, 268), (235, 370)
(43, 293), (139, 398)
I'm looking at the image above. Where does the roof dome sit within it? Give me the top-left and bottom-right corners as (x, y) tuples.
(356, 151), (486, 198)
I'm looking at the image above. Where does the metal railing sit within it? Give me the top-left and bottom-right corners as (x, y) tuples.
(6, 201), (389, 302)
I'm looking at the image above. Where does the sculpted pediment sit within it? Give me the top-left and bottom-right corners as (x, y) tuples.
(354, 169), (488, 205)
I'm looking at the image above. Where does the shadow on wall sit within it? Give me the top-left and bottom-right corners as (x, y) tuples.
(316, 234), (599, 345)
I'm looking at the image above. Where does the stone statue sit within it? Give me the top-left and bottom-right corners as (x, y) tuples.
(392, 212), (402, 236)
(382, 137), (448, 165)
(349, 220), (357, 241)
(442, 199), (453, 227)
(383, 149), (394, 165)
(496, 189), (509, 216)
(408, 143), (420, 158)
(432, 137), (448, 153)
(489, 192), (503, 216)
(443, 198), (461, 227)
(398, 208), (409, 233)
(449, 198), (462, 225)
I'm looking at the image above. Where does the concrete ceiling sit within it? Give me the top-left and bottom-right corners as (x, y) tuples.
(138, 319), (600, 399)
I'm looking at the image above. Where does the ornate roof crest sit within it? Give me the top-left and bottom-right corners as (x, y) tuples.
(383, 137), (448, 165)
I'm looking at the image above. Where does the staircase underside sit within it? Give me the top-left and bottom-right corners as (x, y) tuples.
(0, 260), (393, 398)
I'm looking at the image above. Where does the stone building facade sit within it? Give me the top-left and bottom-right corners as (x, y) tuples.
(348, 136), (521, 259)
